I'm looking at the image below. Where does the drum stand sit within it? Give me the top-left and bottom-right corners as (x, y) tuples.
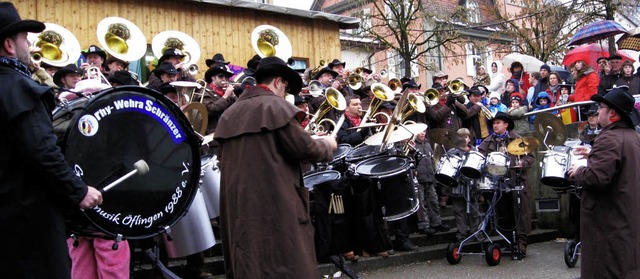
(446, 177), (516, 266)
(564, 185), (582, 268)
(143, 234), (181, 279)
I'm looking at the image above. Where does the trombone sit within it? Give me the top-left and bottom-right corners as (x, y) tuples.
(359, 82), (394, 127)
(423, 88), (440, 107)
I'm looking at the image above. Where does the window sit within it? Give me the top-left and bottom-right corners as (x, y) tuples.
(466, 0), (481, 24)
(388, 49), (419, 79)
(288, 57), (308, 72)
(465, 43), (482, 76)
(351, 8), (371, 36)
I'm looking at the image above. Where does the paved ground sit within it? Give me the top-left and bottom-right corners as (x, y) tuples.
(326, 240), (581, 279)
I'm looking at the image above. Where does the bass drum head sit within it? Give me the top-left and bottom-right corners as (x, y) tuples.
(331, 144), (352, 164)
(354, 155), (411, 178)
(345, 144), (383, 163)
(63, 86), (200, 239)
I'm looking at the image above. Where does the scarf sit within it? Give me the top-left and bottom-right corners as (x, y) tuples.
(0, 57), (31, 77)
(345, 111), (362, 127)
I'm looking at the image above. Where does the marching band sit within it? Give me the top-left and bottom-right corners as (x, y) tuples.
(6, 3), (639, 278)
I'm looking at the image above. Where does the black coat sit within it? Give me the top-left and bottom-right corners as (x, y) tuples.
(0, 65), (87, 278)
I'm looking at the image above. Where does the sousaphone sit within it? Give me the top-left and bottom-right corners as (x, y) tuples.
(97, 17), (147, 62)
(152, 30), (201, 67)
(250, 25), (292, 61)
(27, 23), (81, 67)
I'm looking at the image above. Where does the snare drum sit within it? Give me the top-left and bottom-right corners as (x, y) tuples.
(486, 152), (509, 177)
(435, 154), (463, 187)
(354, 155), (418, 221)
(327, 144), (352, 173)
(476, 176), (498, 192)
(62, 86), (201, 239)
(460, 151), (485, 179)
(540, 151), (571, 189)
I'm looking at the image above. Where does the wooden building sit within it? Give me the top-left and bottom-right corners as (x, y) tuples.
(11, 0), (358, 77)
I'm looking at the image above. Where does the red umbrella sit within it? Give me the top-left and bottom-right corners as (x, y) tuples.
(562, 44), (635, 69)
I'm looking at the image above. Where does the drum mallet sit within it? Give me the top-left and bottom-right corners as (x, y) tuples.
(101, 160), (150, 193)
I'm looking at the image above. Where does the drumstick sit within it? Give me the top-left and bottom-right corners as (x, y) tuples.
(101, 160), (150, 193)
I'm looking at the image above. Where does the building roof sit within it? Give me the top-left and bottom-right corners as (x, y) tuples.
(191, 0), (360, 29)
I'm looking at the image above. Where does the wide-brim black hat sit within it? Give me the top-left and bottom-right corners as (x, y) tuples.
(154, 62), (178, 78)
(53, 64), (84, 87)
(361, 67), (373, 74)
(107, 70), (138, 86)
(205, 53), (230, 67)
(158, 48), (186, 64)
(312, 67), (338, 80)
(402, 79), (421, 91)
(105, 56), (129, 68)
(328, 59), (346, 69)
(490, 112), (515, 131)
(591, 87), (639, 126)
(81, 45), (107, 61)
(204, 63), (234, 83)
(0, 3), (45, 40)
(254, 56), (302, 95)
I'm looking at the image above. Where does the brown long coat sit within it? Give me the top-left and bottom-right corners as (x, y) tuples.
(202, 87), (236, 134)
(215, 86), (333, 278)
(573, 121), (640, 278)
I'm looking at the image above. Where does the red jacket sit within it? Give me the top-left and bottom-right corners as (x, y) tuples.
(569, 70), (600, 102)
(511, 72), (531, 96)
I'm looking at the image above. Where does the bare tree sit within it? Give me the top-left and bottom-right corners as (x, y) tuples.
(355, 0), (466, 76)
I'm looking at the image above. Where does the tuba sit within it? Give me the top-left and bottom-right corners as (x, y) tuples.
(97, 17), (147, 62)
(28, 23), (81, 67)
(152, 30), (201, 70)
(305, 88), (346, 134)
(400, 93), (426, 122)
(423, 88), (440, 106)
(251, 25), (292, 61)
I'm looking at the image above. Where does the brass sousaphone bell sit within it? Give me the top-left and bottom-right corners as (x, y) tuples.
(28, 23), (81, 67)
(97, 17), (147, 62)
(250, 25), (292, 61)
(152, 30), (201, 69)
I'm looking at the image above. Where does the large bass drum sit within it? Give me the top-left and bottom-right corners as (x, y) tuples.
(59, 86), (201, 240)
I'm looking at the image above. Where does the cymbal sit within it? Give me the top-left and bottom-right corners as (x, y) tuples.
(401, 123), (429, 135)
(347, 122), (387, 130)
(507, 137), (540, 155)
(428, 128), (464, 150)
(533, 112), (567, 147)
(364, 125), (412, 145)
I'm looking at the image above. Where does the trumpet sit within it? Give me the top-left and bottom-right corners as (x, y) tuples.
(446, 80), (467, 96)
(310, 59), (327, 78)
(388, 78), (402, 94)
(423, 88), (440, 106)
(359, 83), (394, 127)
(301, 80), (323, 97)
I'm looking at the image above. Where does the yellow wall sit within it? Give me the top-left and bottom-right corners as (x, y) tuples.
(11, 0), (341, 72)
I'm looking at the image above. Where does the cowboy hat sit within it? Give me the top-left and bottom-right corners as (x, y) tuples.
(0, 3), (45, 40)
(254, 56), (302, 95)
(591, 86), (640, 126)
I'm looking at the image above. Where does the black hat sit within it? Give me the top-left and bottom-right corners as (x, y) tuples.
(81, 45), (107, 61)
(105, 56), (129, 68)
(591, 86), (639, 126)
(328, 59), (346, 69)
(432, 82), (445, 91)
(53, 64), (84, 87)
(361, 67), (373, 74)
(468, 86), (483, 96)
(490, 112), (515, 131)
(476, 85), (489, 95)
(158, 48), (186, 64)
(402, 78), (421, 91)
(107, 70), (138, 86)
(540, 64), (551, 72)
(558, 82), (573, 94)
(597, 56), (608, 63)
(205, 53), (230, 67)
(242, 54), (261, 76)
(380, 101), (396, 110)
(0, 3), (45, 40)
(293, 94), (307, 106)
(254, 56), (303, 95)
(154, 62), (178, 78)
(204, 63), (234, 83)
(607, 54), (622, 61)
(585, 104), (599, 116)
(158, 83), (177, 95)
(312, 67), (339, 80)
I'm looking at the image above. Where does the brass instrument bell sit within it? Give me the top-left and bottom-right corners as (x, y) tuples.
(28, 23), (81, 67)
(347, 73), (363, 90)
(401, 93), (426, 121)
(423, 88), (440, 106)
(447, 79), (467, 96)
(388, 78), (402, 94)
(97, 17), (147, 62)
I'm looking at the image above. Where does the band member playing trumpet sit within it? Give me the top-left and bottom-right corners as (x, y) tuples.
(80, 45), (107, 72)
(336, 95), (371, 145)
(215, 56), (336, 278)
(461, 86), (492, 146)
(202, 63), (236, 134)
